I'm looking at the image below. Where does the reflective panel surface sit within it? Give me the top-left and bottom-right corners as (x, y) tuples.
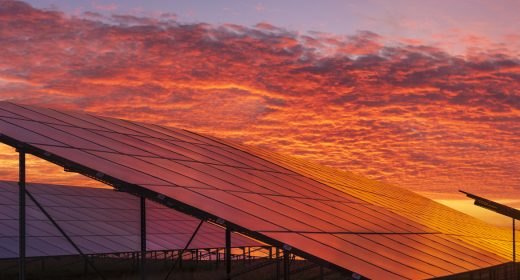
(0, 101), (515, 279)
(0, 181), (261, 258)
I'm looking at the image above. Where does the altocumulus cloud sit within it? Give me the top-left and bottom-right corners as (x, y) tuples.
(0, 0), (519, 200)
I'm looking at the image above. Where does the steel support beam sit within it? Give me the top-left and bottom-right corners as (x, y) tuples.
(283, 250), (290, 280)
(18, 150), (25, 280)
(513, 218), (516, 263)
(226, 227), (232, 280)
(24, 189), (106, 280)
(164, 220), (203, 280)
(140, 196), (147, 280)
(514, 218), (517, 280)
(276, 248), (280, 280)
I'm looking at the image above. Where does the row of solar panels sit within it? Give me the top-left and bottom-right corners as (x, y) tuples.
(230, 138), (518, 260)
(0, 181), (260, 259)
(0, 101), (514, 279)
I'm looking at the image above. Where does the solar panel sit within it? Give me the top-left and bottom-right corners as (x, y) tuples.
(218, 138), (519, 260)
(0, 101), (513, 279)
(0, 181), (261, 258)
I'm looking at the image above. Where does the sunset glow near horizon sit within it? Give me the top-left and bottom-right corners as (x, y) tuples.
(0, 0), (519, 227)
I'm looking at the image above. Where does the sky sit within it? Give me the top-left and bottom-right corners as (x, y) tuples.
(0, 0), (519, 227)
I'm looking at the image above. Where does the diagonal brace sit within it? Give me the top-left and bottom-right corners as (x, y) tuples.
(24, 189), (107, 280)
(164, 220), (204, 280)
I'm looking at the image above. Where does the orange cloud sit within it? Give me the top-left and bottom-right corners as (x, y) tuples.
(0, 1), (519, 224)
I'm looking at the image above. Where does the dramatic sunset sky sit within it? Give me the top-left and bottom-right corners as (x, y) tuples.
(0, 0), (519, 226)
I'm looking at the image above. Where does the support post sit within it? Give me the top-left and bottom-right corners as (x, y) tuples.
(513, 218), (516, 262)
(140, 196), (146, 280)
(514, 218), (517, 280)
(226, 227), (232, 280)
(276, 248), (280, 280)
(18, 150), (25, 280)
(283, 250), (290, 280)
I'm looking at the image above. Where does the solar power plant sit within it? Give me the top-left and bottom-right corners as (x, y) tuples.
(0, 101), (517, 279)
(0, 181), (261, 259)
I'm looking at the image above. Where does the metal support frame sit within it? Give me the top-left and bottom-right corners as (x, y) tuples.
(276, 248), (280, 279)
(226, 226), (232, 280)
(164, 220), (203, 280)
(0, 135), (368, 280)
(18, 150), (25, 280)
(140, 196), (147, 280)
(513, 218), (516, 263)
(24, 189), (106, 280)
(461, 190), (519, 263)
(220, 248), (281, 280)
(513, 218), (518, 279)
(283, 250), (290, 280)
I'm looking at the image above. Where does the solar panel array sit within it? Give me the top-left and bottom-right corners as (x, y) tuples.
(0, 101), (511, 279)
(219, 138), (520, 261)
(0, 181), (260, 258)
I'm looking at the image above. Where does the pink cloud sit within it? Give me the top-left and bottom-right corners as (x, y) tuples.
(0, 0), (519, 205)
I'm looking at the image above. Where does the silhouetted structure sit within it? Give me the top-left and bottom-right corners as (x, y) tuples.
(0, 101), (518, 279)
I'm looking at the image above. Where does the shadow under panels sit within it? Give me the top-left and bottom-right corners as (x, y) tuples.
(0, 101), (510, 279)
(0, 181), (261, 259)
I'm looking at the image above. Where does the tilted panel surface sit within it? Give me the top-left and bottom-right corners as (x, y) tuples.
(0, 101), (510, 279)
(211, 136), (519, 261)
(0, 181), (260, 258)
